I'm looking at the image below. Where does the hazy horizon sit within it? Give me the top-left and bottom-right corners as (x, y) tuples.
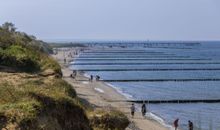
(1, 0), (220, 41)
(44, 39), (220, 43)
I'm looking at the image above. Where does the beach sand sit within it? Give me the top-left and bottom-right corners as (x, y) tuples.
(53, 49), (171, 130)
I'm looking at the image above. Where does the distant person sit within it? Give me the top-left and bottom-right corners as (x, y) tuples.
(174, 118), (179, 130)
(72, 70), (76, 75)
(130, 103), (135, 118)
(188, 120), (193, 130)
(141, 102), (147, 117)
(72, 70), (77, 78)
(90, 75), (93, 81)
(96, 75), (100, 81)
(64, 58), (66, 63)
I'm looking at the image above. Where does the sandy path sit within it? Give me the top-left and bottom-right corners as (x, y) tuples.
(53, 49), (171, 130)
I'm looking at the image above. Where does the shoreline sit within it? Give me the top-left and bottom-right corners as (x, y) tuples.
(53, 48), (170, 130)
(84, 72), (173, 129)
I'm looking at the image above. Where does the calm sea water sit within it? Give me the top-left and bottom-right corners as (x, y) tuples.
(71, 42), (220, 130)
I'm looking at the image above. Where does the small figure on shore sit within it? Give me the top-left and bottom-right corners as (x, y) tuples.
(70, 70), (77, 79)
(130, 103), (135, 118)
(188, 120), (193, 130)
(141, 102), (147, 117)
(64, 58), (66, 63)
(90, 75), (93, 81)
(174, 118), (179, 130)
(96, 75), (100, 81)
(73, 70), (77, 76)
(70, 70), (76, 79)
(70, 74), (74, 78)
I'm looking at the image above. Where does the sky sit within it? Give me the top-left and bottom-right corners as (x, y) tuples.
(0, 0), (220, 41)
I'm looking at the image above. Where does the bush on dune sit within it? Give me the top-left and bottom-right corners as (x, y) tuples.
(0, 45), (40, 72)
(0, 22), (56, 73)
(0, 22), (53, 54)
(39, 54), (62, 75)
(0, 75), (91, 130)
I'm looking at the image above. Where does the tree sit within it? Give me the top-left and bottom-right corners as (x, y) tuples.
(1, 22), (16, 32)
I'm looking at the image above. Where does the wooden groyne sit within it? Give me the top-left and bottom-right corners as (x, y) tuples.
(84, 50), (147, 52)
(127, 99), (220, 104)
(100, 78), (220, 82)
(71, 62), (220, 65)
(75, 58), (211, 61)
(81, 53), (175, 56)
(78, 56), (189, 58)
(74, 68), (220, 71)
(83, 51), (164, 54)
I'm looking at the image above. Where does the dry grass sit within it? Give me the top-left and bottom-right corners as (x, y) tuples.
(89, 108), (129, 130)
(0, 72), (91, 129)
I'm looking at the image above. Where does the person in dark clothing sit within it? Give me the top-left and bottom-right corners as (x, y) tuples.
(97, 76), (100, 80)
(90, 75), (93, 81)
(174, 118), (179, 130)
(71, 70), (76, 79)
(130, 103), (135, 118)
(96, 75), (100, 81)
(188, 120), (193, 130)
(141, 102), (147, 117)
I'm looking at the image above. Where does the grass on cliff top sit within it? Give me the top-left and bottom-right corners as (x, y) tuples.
(0, 73), (79, 127)
(0, 22), (58, 74)
(0, 45), (61, 74)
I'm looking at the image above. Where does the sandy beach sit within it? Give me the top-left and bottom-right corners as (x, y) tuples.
(53, 49), (170, 130)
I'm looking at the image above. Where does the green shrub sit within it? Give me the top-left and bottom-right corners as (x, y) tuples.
(39, 54), (62, 75)
(0, 45), (40, 72)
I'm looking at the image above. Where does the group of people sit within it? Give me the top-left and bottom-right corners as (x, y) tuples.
(90, 75), (100, 81)
(130, 103), (147, 118)
(174, 118), (193, 130)
(130, 103), (194, 130)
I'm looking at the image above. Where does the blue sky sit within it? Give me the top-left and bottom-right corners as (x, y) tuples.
(0, 0), (220, 41)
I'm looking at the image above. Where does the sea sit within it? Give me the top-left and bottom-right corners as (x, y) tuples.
(70, 41), (220, 130)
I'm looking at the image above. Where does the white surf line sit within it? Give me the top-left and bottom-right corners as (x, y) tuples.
(105, 82), (133, 100)
(94, 88), (104, 93)
(145, 112), (173, 129)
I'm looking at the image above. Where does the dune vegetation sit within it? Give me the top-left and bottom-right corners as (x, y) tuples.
(0, 22), (129, 130)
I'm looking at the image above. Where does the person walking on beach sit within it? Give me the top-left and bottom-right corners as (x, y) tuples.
(70, 70), (76, 79)
(130, 103), (135, 118)
(141, 102), (147, 117)
(72, 70), (77, 77)
(96, 75), (100, 81)
(188, 120), (193, 130)
(174, 118), (179, 130)
(90, 75), (93, 81)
